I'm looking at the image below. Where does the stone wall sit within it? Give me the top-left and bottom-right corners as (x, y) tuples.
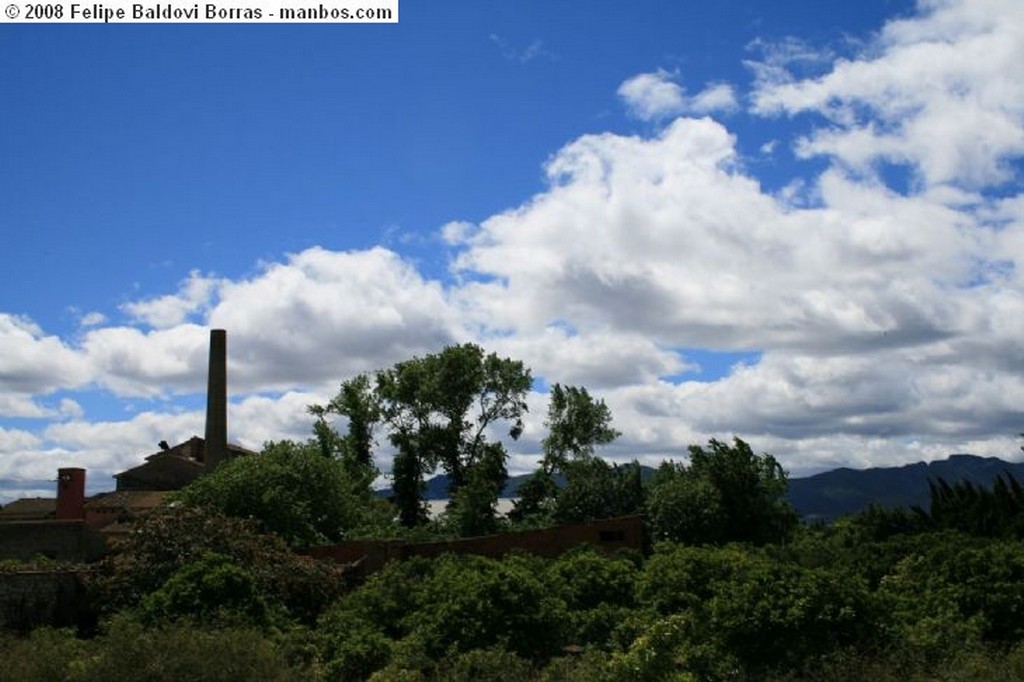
(0, 520), (107, 563)
(0, 571), (89, 631)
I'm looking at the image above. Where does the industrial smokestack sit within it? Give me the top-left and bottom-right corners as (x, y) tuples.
(204, 329), (228, 471)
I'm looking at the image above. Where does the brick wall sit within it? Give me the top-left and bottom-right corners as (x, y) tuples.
(306, 515), (645, 577)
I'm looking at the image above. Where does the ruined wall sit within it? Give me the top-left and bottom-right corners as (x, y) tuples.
(0, 521), (107, 563)
(0, 571), (88, 631)
(306, 515), (645, 576)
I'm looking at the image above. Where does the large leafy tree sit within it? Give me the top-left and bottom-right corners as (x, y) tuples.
(378, 344), (530, 530)
(318, 343), (532, 530)
(647, 437), (798, 545)
(310, 374), (380, 468)
(542, 384), (620, 471)
(511, 384), (621, 524)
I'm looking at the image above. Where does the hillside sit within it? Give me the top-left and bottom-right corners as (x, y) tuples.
(786, 454), (1024, 521)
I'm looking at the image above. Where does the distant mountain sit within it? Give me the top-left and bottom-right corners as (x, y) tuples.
(786, 454), (1024, 522)
(379, 454), (1024, 523)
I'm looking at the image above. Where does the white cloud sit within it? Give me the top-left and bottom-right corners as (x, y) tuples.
(689, 83), (739, 114)
(0, 395), (54, 419)
(0, 314), (92, 398)
(0, 426), (42, 453)
(79, 311), (107, 327)
(210, 246), (458, 390)
(230, 391), (322, 450)
(750, 0), (1024, 189)
(82, 323), (211, 397)
(60, 246), (460, 399)
(58, 398), (84, 420)
(484, 327), (691, 389)
(618, 70), (738, 122)
(451, 117), (990, 355)
(122, 270), (221, 329)
(618, 69), (687, 121)
(441, 220), (475, 245)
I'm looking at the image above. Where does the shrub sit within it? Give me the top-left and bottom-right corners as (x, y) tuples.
(90, 505), (349, 624)
(138, 552), (276, 628)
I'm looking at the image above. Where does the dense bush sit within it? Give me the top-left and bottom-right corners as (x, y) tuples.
(0, 618), (304, 682)
(90, 505), (348, 625)
(319, 553), (567, 677)
(174, 439), (374, 546)
(544, 547), (640, 647)
(138, 552), (276, 629)
(637, 543), (873, 677)
(877, 534), (1024, 647)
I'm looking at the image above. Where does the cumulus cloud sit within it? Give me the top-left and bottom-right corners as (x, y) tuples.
(618, 70), (687, 121)
(0, 314), (93, 407)
(450, 117), (987, 354)
(122, 270), (221, 329)
(689, 83), (739, 115)
(210, 246), (458, 390)
(750, 0), (1024, 189)
(53, 246), (461, 399)
(618, 69), (737, 121)
(82, 323), (211, 397)
(447, 0), (1024, 470)
(484, 327), (692, 389)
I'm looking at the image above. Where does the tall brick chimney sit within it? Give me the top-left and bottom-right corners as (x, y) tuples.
(55, 467), (86, 520)
(203, 329), (228, 471)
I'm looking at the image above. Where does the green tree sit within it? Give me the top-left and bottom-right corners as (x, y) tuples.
(637, 543), (873, 677)
(400, 554), (567, 661)
(373, 343), (531, 530)
(174, 439), (371, 546)
(647, 438), (797, 546)
(877, 534), (1024, 647)
(56, 617), (304, 682)
(318, 553), (567, 678)
(924, 474), (1024, 538)
(542, 384), (620, 471)
(309, 373), (381, 493)
(545, 547), (640, 647)
(506, 469), (559, 526)
(554, 458), (645, 524)
(645, 462), (725, 545)
(444, 441), (509, 537)
(512, 383), (621, 524)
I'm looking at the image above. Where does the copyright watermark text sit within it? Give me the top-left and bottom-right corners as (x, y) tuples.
(3, 0), (396, 22)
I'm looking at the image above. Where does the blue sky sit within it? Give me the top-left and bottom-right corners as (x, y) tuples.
(2, 0), (1022, 499)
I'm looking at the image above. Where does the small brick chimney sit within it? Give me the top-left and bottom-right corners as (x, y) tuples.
(55, 467), (86, 520)
(203, 329), (228, 471)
